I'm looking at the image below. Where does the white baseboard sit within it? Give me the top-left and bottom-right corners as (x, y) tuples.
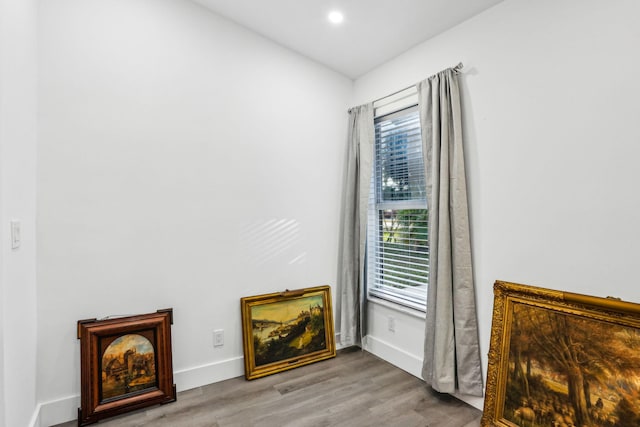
(362, 335), (484, 411)
(36, 356), (245, 427)
(37, 395), (79, 427)
(363, 335), (423, 378)
(28, 403), (42, 427)
(456, 393), (484, 411)
(173, 356), (244, 392)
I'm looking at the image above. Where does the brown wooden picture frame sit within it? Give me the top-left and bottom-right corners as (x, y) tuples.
(77, 309), (176, 426)
(241, 285), (336, 380)
(482, 280), (640, 427)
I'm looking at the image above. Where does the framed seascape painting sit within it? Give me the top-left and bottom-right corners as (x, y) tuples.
(77, 309), (176, 426)
(482, 281), (640, 427)
(241, 285), (336, 380)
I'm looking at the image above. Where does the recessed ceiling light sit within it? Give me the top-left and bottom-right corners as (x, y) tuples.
(328, 11), (344, 24)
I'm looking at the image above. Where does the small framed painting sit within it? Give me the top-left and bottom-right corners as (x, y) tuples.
(241, 285), (336, 380)
(482, 281), (640, 427)
(77, 309), (176, 426)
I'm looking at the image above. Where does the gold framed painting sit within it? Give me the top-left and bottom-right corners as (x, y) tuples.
(482, 280), (640, 427)
(77, 309), (176, 426)
(241, 285), (336, 380)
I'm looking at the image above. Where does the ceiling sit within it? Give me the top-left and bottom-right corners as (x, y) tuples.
(191, 0), (504, 79)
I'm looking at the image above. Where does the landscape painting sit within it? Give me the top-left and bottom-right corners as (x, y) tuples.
(101, 333), (157, 400)
(241, 285), (336, 380)
(482, 281), (640, 427)
(252, 294), (326, 366)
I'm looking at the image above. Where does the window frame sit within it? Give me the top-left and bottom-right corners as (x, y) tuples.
(366, 101), (429, 312)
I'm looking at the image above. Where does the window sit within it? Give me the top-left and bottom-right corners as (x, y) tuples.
(367, 103), (429, 311)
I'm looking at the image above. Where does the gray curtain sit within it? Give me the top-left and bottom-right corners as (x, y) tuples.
(419, 64), (484, 396)
(338, 103), (374, 347)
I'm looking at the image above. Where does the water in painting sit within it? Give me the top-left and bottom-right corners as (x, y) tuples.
(251, 294), (326, 367)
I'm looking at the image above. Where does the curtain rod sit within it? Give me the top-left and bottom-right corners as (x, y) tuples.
(372, 62), (463, 105)
(372, 84), (415, 105)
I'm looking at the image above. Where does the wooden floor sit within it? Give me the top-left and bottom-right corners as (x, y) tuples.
(56, 348), (482, 427)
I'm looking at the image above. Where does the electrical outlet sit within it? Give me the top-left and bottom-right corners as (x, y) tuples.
(388, 316), (395, 333)
(213, 329), (224, 347)
(10, 220), (20, 249)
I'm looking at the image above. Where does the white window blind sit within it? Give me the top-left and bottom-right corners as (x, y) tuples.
(367, 105), (429, 311)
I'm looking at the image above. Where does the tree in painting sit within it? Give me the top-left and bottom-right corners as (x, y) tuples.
(504, 303), (640, 427)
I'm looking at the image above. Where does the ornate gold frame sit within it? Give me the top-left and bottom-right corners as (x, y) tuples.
(482, 280), (640, 427)
(241, 285), (336, 380)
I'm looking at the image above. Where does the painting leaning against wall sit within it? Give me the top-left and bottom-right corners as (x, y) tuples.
(241, 285), (336, 380)
(77, 309), (176, 426)
(482, 281), (640, 427)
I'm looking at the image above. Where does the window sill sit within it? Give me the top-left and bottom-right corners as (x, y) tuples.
(367, 294), (427, 320)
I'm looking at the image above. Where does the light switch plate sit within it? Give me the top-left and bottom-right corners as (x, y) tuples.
(214, 329), (224, 347)
(10, 220), (20, 249)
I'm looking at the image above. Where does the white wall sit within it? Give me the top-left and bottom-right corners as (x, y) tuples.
(33, 0), (640, 423)
(0, 0), (39, 425)
(355, 0), (640, 410)
(37, 0), (352, 424)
